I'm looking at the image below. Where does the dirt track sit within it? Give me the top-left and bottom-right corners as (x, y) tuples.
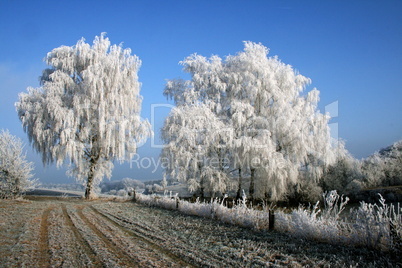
(0, 197), (399, 267)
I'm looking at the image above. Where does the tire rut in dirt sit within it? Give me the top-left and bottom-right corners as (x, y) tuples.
(61, 204), (103, 267)
(91, 204), (234, 266)
(37, 205), (53, 267)
(76, 205), (140, 267)
(102, 210), (220, 266)
(90, 205), (196, 268)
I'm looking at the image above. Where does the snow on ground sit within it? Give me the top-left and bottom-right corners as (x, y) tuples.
(0, 196), (399, 267)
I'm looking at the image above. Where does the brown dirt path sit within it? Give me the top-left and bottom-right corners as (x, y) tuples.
(36, 205), (53, 267)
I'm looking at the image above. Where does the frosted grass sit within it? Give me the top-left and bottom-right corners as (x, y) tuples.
(137, 190), (401, 252)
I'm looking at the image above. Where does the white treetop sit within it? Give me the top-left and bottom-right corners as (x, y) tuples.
(164, 42), (337, 200)
(0, 130), (36, 198)
(16, 33), (151, 199)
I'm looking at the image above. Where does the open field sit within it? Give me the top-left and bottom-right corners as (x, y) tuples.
(0, 195), (400, 267)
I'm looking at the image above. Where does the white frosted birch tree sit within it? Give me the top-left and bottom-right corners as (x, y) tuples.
(164, 41), (337, 201)
(16, 33), (151, 199)
(0, 130), (36, 198)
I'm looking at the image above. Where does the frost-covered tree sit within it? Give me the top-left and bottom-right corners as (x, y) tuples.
(144, 183), (164, 195)
(225, 43), (337, 200)
(161, 103), (230, 197)
(164, 42), (337, 200)
(16, 33), (151, 199)
(122, 177), (145, 191)
(319, 142), (363, 199)
(100, 178), (145, 194)
(380, 140), (402, 186)
(361, 153), (385, 188)
(362, 140), (402, 187)
(0, 130), (36, 198)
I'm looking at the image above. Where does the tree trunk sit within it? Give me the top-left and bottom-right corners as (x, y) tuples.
(249, 168), (255, 200)
(84, 175), (94, 199)
(200, 182), (205, 198)
(198, 162), (204, 198)
(85, 158), (97, 199)
(236, 168), (243, 200)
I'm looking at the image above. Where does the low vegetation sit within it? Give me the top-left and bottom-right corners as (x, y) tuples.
(137, 190), (402, 254)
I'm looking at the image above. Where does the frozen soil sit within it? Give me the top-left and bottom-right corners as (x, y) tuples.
(0, 197), (399, 267)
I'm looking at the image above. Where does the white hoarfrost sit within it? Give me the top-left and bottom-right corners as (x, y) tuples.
(137, 190), (402, 253)
(0, 130), (36, 198)
(163, 42), (337, 200)
(361, 140), (402, 188)
(16, 33), (151, 199)
(161, 103), (229, 197)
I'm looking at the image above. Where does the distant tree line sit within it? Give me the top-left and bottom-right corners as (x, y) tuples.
(100, 177), (145, 195)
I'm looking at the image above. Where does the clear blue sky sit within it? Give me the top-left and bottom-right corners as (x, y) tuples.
(1, 0), (401, 184)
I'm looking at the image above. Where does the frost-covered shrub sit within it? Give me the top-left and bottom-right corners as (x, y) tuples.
(276, 191), (349, 244)
(288, 174), (323, 203)
(143, 184), (164, 195)
(137, 193), (178, 211)
(277, 191), (402, 252)
(213, 193), (271, 230)
(179, 199), (214, 218)
(116, 189), (127, 197)
(137, 190), (401, 252)
(321, 155), (364, 197)
(348, 195), (401, 250)
(0, 130), (36, 198)
(138, 191), (271, 230)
